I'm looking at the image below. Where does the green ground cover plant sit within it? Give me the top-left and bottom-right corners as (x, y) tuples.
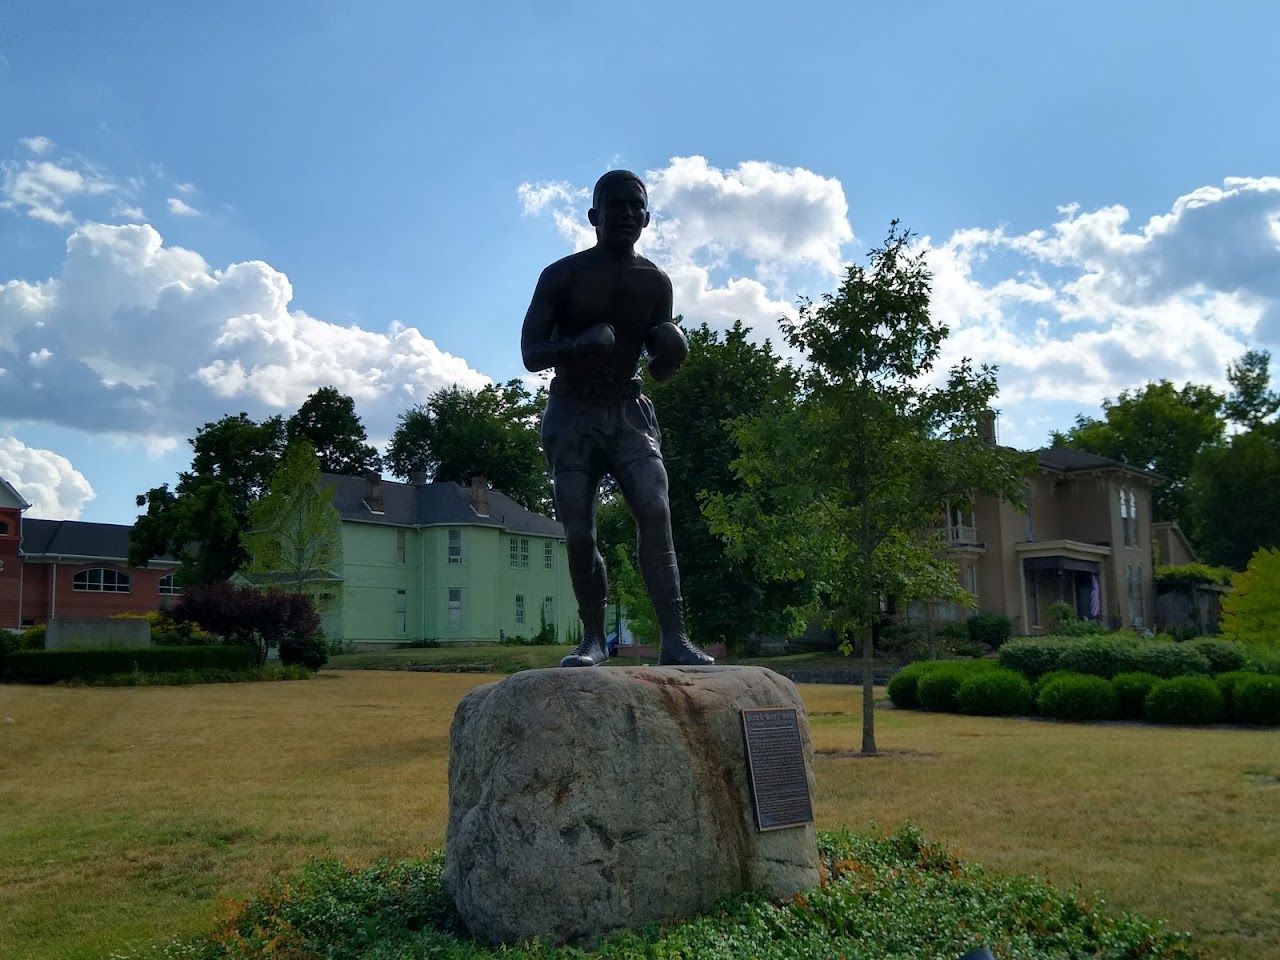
(123, 826), (1201, 960)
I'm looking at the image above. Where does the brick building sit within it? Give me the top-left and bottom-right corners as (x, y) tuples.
(0, 476), (180, 629)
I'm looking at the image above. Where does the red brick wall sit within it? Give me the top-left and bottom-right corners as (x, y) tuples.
(17, 561), (174, 627)
(0, 509), (21, 629)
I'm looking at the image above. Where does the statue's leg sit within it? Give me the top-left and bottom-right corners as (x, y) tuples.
(553, 468), (610, 667)
(616, 456), (714, 666)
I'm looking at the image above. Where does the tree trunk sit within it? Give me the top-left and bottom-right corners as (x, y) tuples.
(860, 620), (877, 755)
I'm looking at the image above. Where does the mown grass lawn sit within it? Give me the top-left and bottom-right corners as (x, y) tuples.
(1, 671), (1276, 960)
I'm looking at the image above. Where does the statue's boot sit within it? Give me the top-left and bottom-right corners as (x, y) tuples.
(641, 551), (715, 666)
(559, 605), (610, 667)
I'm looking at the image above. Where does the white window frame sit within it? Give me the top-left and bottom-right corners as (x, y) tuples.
(73, 567), (131, 593)
(448, 528), (462, 564)
(448, 588), (462, 626)
(544, 540), (553, 570)
(158, 573), (181, 596)
(515, 594), (525, 625)
(543, 595), (554, 627)
(396, 529), (407, 564)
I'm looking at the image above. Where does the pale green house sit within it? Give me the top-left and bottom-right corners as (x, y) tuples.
(319, 472), (573, 647)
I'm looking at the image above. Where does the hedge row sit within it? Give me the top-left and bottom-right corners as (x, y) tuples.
(888, 659), (1280, 725)
(0, 645), (257, 683)
(997, 634), (1250, 680)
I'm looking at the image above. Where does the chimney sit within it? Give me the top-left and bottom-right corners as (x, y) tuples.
(470, 475), (489, 517)
(363, 469), (384, 514)
(409, 467), (427, 486)
(978, 409), (998, 445)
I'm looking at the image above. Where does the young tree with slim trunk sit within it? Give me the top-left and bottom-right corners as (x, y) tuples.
(705, 223), (1033, 755)
(244, 438), (341, 595)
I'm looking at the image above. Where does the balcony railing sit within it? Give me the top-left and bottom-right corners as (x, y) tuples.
(940, 524), (979, 545)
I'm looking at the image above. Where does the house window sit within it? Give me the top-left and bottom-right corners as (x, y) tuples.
(158, 573), (181, 596)
(396, 589), (407, 634)
(544, 541), (554, 569)
(448, 588), (462, 626)
(509, 537), (529, 568)
(1133, 563), (1146, 629)
(396, 529), (407, 564)
(543, 595), (554, 627)
(965, 564), (978, 596)
(1120, 486), (1139, 548)
(73, 568), (131, 593)
(1130, 489), (1140, 546)
(1027, 572), (1039, 627)
(1023, 483), (1035, 542)
(515, 594), (525, 625)
(448, 528), (462, 564)
(0, 519), (8, 536)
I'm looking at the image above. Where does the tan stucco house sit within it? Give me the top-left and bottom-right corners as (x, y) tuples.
(937, 448), (1162, 635)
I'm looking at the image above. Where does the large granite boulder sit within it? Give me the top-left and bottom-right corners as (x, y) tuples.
(443, 665), (820, 946)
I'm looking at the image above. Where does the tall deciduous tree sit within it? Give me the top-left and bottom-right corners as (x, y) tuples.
(705, 224), (1034, 755)
(1050, 380), (1224, 528)
(286, 386), (381, 475)
(1224, 348), (1280, 429)
(385, 380), (550, 512)
(1186, 426), (1280, 569)
(131, 412), (288, 582)
(645, 321), (805, 648)
(1219, 546), (1280, 650)
(244, 438), (342, 593)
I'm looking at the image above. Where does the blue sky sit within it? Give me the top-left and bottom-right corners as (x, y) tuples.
(3, 1), (1280, 522)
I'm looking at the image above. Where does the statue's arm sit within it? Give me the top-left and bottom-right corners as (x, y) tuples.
(645, 271), (687, 382)
(521, 266), (569, 372)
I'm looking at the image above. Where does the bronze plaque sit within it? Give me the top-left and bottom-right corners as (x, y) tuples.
(740, 707), (813, 831)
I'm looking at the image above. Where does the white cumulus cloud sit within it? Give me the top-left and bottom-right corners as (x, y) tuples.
(0, 435), (95, 519)
(519, 156), (854, 345)
(0, 221), (489, 442)
(1, 156), (114, 226)
(19, 136), (54, 155)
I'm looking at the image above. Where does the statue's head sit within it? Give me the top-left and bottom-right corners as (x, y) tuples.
(588, 170), (649, 246)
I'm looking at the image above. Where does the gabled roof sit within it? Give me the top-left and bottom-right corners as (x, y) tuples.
(0, 476), (31, 511)
(322, 474), (564, 538)
(19, 517), (179, 564)
(1036, 447), (1162, 482)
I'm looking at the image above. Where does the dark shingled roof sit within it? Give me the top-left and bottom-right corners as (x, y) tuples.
(20, 518), (179, 564)
(1037, 447), (1161, 480)
(322, 474), (564, 538)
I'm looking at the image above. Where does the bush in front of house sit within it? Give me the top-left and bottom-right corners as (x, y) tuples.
(966, 612), (1012, 649)
(1036, 673), (1120, 722)
(1111, 672), (1161, 720)
(1233, 675), (1280, 726)
(1144, 676), (1224, 725)
(956, 669), (1032, 716)
(1184, 637), (1249, 675)
(1053, 618), (1110, 637)
(915, 661), (994, 712)
(1214, 670), (1258, 720)
(279, 632), (329, 670)
(69, 664), (313, 686)
(998, 636), (1069, 679)
(175, 583), (324, 665)
(886, 661), (935, 709)
(1057, 635), (1138, 678)
(1130, 642), (1212, 678)
(1, 645), (257, 683)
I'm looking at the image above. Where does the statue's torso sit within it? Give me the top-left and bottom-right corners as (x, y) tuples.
(552, 252), (667, 383)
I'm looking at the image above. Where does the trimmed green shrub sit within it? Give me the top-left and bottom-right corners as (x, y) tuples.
(956, 669), (1032, 716)
(1037, 673), (1120, 722)
(1112, 672), (1161, 720)
(886, 662), (935, 709)
(1145, 676), (1224, 725)
(1044, 600), (1076, 631)
(999, 637), (1068, 678)
(1, 645), (256, 683)
(1058, 636), (1136, 678)
(966, 612), (1012, 649)
(1246, 645), (1280, 675)
(1186, 638), (1248, 675)
(1234, 675), (1280, 726)
(1131, 643), (1211, 678)
(1054, 618), (1109, 637)
(279, 633), (329, 670)
(69, 665), (313, 686)
(916, 666), (969, 712)
(946, 638), (989, 658)
(1214, 670), (1258, 720)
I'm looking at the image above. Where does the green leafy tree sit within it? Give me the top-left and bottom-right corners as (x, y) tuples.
(286, 386), (381, 475)
(130, 475), (245, 584)
(644, 322), (806, 649)
(385, 380), (550, 512)
(1186, 426), (1280, 569)
(1224, 349), (1280, 429)
(705, 223), (1034, 754)
(131, 412), (288, 582)
(244, 438), (342, 594)
(595, 495), (659, 646)
(1220, 546), (1280, 650)
(1051, 380), (1224, 527)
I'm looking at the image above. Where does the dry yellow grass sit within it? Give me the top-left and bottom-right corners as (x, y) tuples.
(1, 671), (1277, 960)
